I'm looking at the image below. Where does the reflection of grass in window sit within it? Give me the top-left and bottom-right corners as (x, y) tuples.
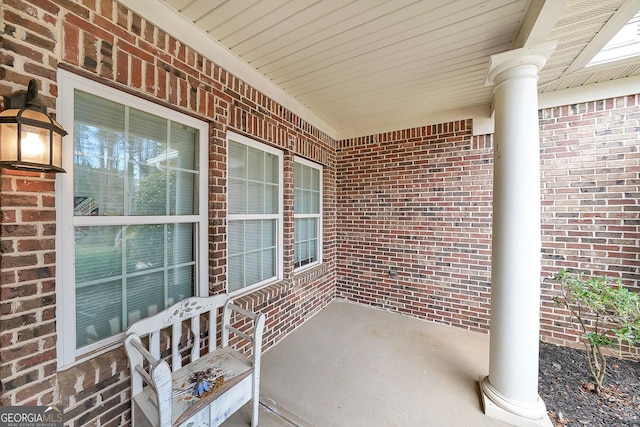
(75, 236), (122, 282)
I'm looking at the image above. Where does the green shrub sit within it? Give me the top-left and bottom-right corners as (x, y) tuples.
(553, 269), (640, 393)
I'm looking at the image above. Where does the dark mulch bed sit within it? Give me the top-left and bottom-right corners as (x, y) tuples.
(539, 341), (640, 426)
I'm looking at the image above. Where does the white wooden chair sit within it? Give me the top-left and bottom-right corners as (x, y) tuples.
(124, 295), (265, 426)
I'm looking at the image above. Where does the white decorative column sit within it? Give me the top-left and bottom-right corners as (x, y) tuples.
(479, 41), (556, 427)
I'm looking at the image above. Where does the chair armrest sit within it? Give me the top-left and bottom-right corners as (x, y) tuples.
(222, 303), (266, 361)
(125, 333), (173, 425)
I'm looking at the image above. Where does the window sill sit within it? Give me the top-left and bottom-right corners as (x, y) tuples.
(230, 279), (288, 309)
(294, 262), (326, 280)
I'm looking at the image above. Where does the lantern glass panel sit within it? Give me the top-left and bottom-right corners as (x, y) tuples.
(20, 123), (49, 165)
(0, 122), (18, 162)
(52, 132), (63, 169)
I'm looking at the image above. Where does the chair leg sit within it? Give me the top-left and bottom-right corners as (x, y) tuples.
(251, 396), (259, 427)
(251, 372), (259, 426)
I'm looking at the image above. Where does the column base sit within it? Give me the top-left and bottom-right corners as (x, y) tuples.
(479, 376), (552, 427)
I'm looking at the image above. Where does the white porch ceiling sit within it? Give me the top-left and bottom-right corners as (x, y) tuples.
(123, 0), (640, 139)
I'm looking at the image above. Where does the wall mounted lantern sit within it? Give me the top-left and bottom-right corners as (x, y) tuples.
(0, 79), (67, 173)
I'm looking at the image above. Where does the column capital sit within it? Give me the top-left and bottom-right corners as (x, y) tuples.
(485, 41), (557, 86)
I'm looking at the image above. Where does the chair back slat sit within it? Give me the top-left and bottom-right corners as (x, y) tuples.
(171, 322), (182, 370)
(150, 330), (160, 360)
(190, 314), (201, 362)
(208, 307), (216, 353)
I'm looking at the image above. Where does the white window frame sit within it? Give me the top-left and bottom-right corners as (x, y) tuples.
(294, 156), (323, 272)
(55, 69), (209, 368)
(226, 131), (283, 296)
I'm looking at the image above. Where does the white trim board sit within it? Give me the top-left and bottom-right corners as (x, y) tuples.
(539, 75), (640, 109)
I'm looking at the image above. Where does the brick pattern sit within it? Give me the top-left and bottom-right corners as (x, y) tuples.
(539, 96), (640, 347)
(0, 170), (58, 406)
(2, 0), (640, 425)
(335, 121), (494, 332)
(1, 0), (335, 425)
(335, 98), (640, 351)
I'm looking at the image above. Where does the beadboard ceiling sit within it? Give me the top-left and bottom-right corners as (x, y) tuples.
(122, 0), (640, 139)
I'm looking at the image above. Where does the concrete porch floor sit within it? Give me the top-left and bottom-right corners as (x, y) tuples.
(223, 299), (510, 427)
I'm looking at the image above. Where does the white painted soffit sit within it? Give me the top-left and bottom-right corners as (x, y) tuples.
(118, 0), (338, 140)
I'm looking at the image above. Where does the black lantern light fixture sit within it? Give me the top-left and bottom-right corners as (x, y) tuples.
(0, 79), (67, 173)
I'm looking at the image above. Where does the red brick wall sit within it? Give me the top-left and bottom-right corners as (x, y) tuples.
(2, 0), (640, 425)
(336, 122), (494, 332)
(335, 97), (640, 349)
(539, 96), (640, 347)
(1, 1), (335, 425)
(0, 0), (66, 411)
(0, 170), (58, 406)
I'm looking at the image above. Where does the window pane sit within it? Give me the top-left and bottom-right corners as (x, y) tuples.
(247, 182), (265, 214)
(229, 178), (247, 214)
(306, 190), (315, 214)
(308, 218), (318, 240)
(229, 221), (244, 255)
(75, 90), (125, 132)
(130, 107), (167, 145)
(264, 152), (278, 183)
(294, 189), (303, 214)
(299, 218), (309, 240)
(300, 240), (309, 265)
(75, 226), (122, 282)
(172, 171), (196, 215)
(248, 147), (264, 181)
(245, 221), (262, 252)
(310, 167), (320, 191)
(294, 242), (302, 265)
(128, 109), (167, 215)
(74, 223), (196, 350)
(228, 219), (277, 291)
(265, 183), (279, 214)
(168, 266), (194, 306)
(294, 163), (303, 187)
(229, 142), (247, 178)
(167, 223), (194, 265)
(262, 220), (275, 247)
(294, 162), (320, 215)
(311, 190), (320, 213)
(298, 218), (304, 240)
(228, 255), (244, 292)
(74, 125), (125, 216)
(76, 280), (122, 348)
(133, 169), (167, 215)
(125, 225), (164, 273)
(127, 272), (165, 324)
(170, 124), (197, 171)
(308, 238), (318, 262)
(245, 251), (262, 286)
(262, 248), (275, 279)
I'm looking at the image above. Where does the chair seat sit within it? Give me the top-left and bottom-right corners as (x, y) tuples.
(132, 348), (253, 426)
